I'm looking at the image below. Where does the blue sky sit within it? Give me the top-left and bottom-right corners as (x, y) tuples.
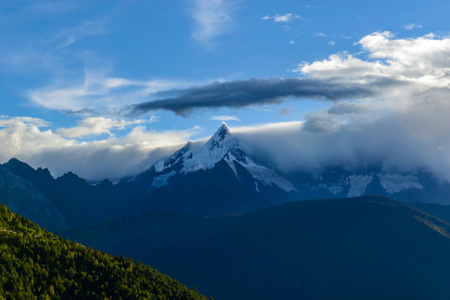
(1, 0), (450, 180)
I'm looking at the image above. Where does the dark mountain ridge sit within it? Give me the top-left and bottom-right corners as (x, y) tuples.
(66, 196), (450, 300)
(0, 163), (68, 232)
(2, 158), (123, 230)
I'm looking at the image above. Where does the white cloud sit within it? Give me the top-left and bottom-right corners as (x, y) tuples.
(27, 70), (194, 115)
(230, 117), (450, 182)
(328, 41), (335, 46)
(404, 23), (423, 30)
(289, 40), (295, 44)
(0, 116), (50, 128)
(210, 115), (241, 121)
(316, 32), (327, 37)
(261, 13), (302, 22)
(301, 31), (450, 90)
(52, 18), (109, 48)
(267, 31), (450, 179)
(0, 116), (200, 180)
(56, 117), (147, 138)
(148, 115), (161, 123)
(191, 0), (235, 45)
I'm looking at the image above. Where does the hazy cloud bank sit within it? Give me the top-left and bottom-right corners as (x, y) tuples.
(0, 116), (198, 180)
(232, 118), (450, 182)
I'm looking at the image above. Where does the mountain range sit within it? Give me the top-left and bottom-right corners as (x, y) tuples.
(1, 122), (450, 232)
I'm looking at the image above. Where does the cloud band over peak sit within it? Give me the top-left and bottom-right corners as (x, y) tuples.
(127, 78), (373, 117)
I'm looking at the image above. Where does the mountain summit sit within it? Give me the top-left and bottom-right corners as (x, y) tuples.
(181, 122), (245, 173)
(140, 122), (296, 192)
(213, 122), (231, 139)
(124, 123), (298, 214)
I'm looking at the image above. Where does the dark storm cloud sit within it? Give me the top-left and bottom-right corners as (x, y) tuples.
(127, 78), (374, 116)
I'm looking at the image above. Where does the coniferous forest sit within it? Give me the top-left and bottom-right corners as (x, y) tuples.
(0, 204), (209, 300)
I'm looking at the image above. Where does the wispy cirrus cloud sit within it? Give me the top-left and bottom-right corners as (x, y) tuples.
(191, 0), (235, 46)
(261, 13), (302, 22)
(28, 70), (194, 116)
(404, 23), (422, 30)
(0, 5), (111, 74)
(51, 18), (109, 48)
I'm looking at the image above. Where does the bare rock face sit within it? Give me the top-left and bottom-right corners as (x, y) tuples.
(0, 166), (68, 233)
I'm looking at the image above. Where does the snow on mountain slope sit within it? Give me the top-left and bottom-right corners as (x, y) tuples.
(348, 175), (373, 197)
(136, 123), (434, 202)
(182, 123), (239, 173)
(144, 122), (297, 193)
(304, 172), (423, 198)
(378, 174), (422, 194)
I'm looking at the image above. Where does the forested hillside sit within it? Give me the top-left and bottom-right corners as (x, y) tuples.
(0, 204), (209, 300)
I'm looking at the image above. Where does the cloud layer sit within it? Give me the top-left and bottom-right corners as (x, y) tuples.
(0, 116), (198, 180)
(232, 118), (450, 182)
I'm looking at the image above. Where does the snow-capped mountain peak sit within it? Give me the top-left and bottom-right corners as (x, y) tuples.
(150, 122), (240, 175)
(143, 123), (298, 193)
(182, 122), (243, 172)
(212, 122), (231, 140)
